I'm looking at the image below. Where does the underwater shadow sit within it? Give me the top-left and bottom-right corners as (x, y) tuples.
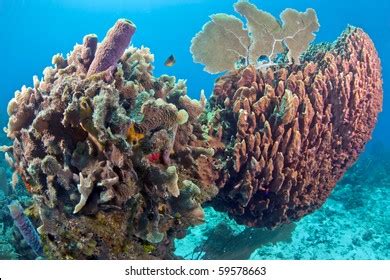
(189, 222), (296, 260)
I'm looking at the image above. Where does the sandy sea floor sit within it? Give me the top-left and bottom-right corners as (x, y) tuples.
(175, 156), (390, 260)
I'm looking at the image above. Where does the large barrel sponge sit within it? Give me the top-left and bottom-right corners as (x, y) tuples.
(207, 27), (383, 228)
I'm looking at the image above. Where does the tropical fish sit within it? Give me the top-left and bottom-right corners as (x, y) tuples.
(127, 122), (145, 145)
(8, 200), (43, 256)
(164, 54), (176, 67)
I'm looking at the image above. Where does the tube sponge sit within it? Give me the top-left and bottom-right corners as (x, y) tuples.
(87, 19), (136, 76)
(8, 200), (43, 256)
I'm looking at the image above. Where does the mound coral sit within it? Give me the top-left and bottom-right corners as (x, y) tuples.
(206, 26), (383, 227)
(4, 19), (219, 259)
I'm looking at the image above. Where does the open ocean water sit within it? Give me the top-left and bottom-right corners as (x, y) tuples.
(0, 0), (389, 260)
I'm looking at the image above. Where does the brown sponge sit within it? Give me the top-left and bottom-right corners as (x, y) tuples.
(208, 27), (383, 228)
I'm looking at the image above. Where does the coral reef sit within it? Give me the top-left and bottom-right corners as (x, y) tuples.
(190, 0), (319, 73)
(2, 3), (383, 259)
(250, 147), (390, 260)
(0, 120), (38, 259)
(0, 190), (18, 260)
(206, 26), (382, 228)
(4, 19), (219, 259)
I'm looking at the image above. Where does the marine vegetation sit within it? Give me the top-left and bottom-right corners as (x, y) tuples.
(1, 0), (383, 259)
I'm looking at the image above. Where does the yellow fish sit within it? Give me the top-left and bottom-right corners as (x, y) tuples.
(127, 123), (145, 145)
(164, 54), (176, 67)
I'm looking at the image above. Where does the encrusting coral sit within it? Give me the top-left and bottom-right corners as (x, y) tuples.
(4, 19), (220, 259)
(190, 0), (319, 73)
(206, 26), (383, 228)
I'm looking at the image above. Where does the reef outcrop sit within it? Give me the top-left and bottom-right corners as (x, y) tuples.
(3, 13), (383, 259)
(5, 19), (219, 259)
(207, 27), (383, 227)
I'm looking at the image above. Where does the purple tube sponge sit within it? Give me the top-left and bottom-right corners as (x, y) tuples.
(8, 200), (43, 256)
(87, 19), (136, 76)
(80, 34), (98, 72)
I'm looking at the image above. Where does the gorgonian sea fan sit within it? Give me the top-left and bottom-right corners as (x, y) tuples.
(190, 0), (319, 73)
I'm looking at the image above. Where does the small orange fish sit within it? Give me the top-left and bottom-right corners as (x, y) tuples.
(164, 54), (176, 67)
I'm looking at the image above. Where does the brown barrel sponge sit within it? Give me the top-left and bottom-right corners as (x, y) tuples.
(208, 27), (383, 228)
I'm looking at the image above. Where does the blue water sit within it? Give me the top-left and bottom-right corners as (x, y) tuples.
(0, 0), (389, 259)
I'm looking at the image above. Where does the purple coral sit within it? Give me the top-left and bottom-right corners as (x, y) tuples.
(87, 19), (136, 76)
